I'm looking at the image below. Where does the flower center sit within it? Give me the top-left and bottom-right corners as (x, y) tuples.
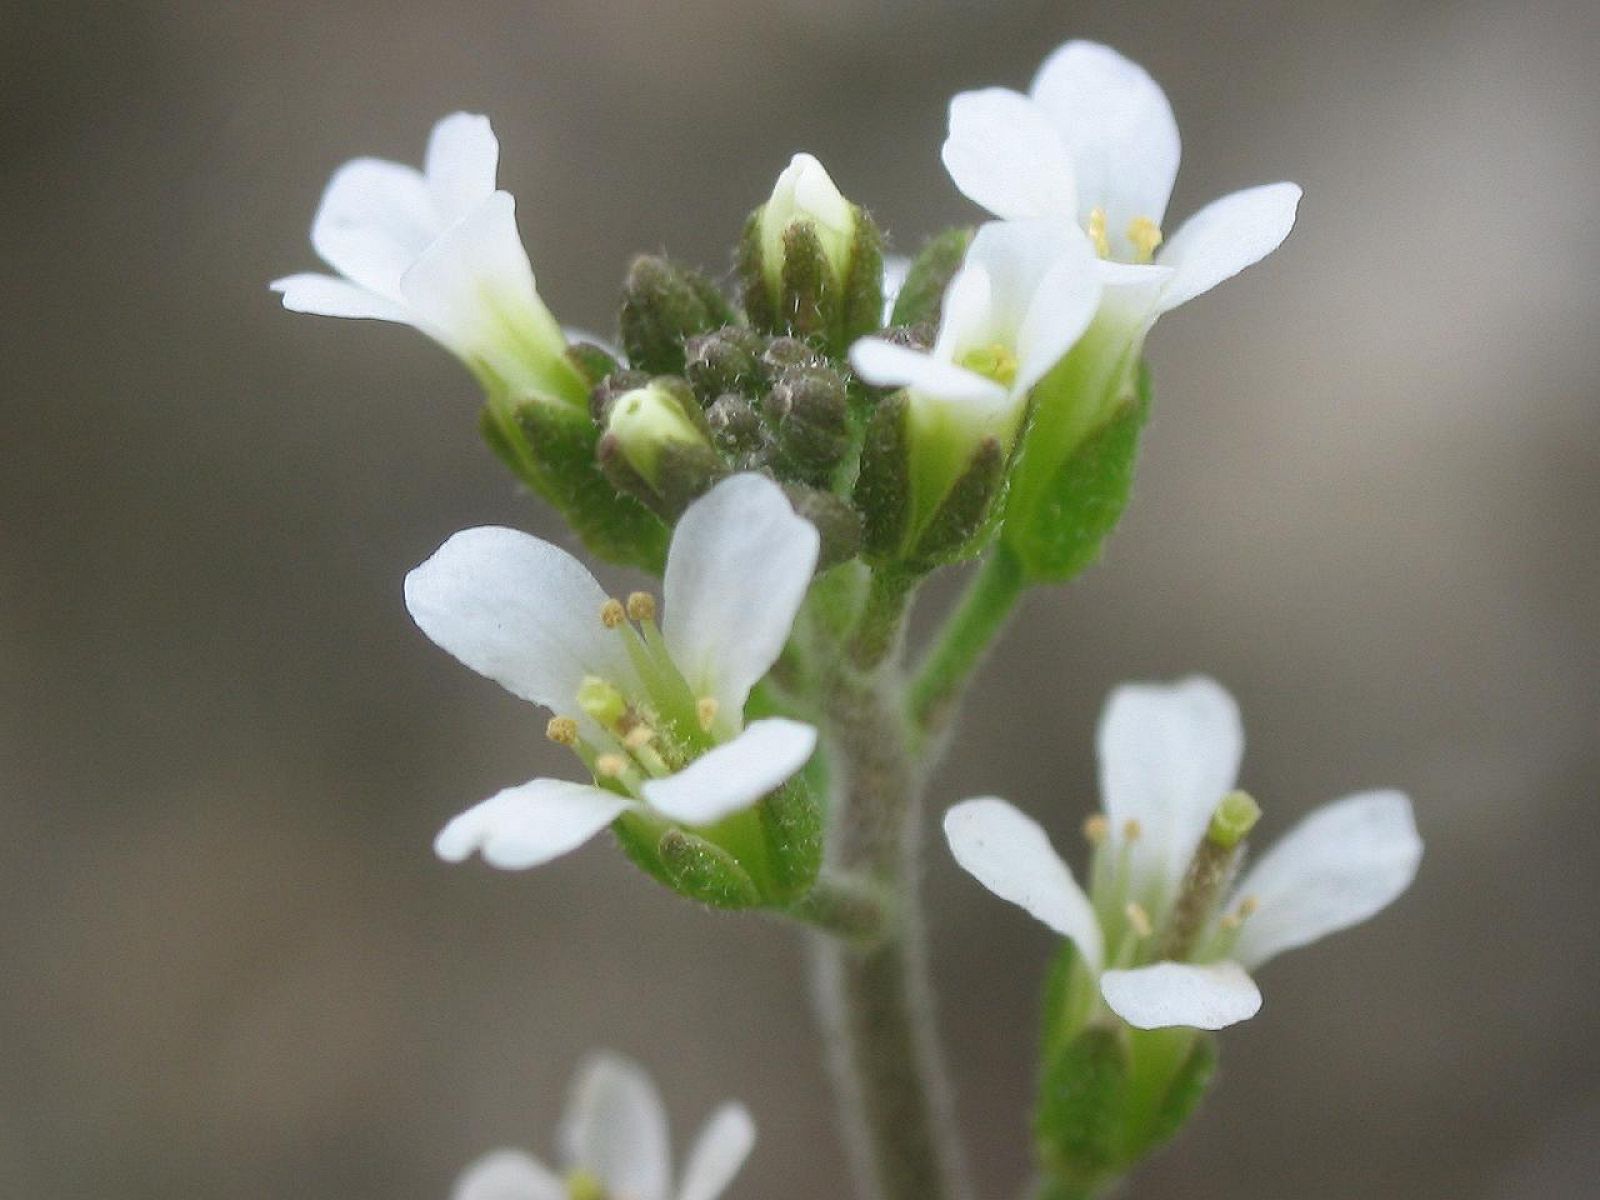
(1087, 206), (1164, 264)
(1084, 791), (1264, 968)
(544, 591), (721, 796)
(957, 343), (1019, 387)
(566, 1168), (609, 1200)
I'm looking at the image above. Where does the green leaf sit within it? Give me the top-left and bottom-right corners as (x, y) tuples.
(1005, 365), (1150, 584)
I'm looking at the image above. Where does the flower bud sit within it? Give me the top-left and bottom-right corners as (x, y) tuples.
(684, 326), (768, 402)
(764, 366), (850, 486)
(740, 154), (884, 353)
(588, 369), (652, 426)
(781, 483), (862, 570)
(705, 393), (770, 469)
(619, 255), (735, 376)
(598, 378), (726, 520)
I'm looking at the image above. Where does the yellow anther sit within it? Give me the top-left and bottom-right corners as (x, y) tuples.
(1082, 814), (1110, 846)
(956, 342), (1019, 387)
(545, 716), (579, 746)
(1236, 895), (1260, 919)
(565, 1168), (607, 1200)
(1088, 206), (1111, 257)
(1126, 215), (1164, 263)
(600, 598), (626, 629)
(595, 753), (628, 779)
(623, 725), (656, 750)
(696, 696), (720, 732)
(1125, 901), (1154, 939)
(626, 591), (657, 622)
(1122, 818), (1143, 842)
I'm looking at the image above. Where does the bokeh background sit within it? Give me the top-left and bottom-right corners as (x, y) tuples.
(4, 2), (1598, 1196)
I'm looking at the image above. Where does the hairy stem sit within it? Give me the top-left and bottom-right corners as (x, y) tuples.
(809, 578), (970, 1200)
(908, 543), (1026, 736)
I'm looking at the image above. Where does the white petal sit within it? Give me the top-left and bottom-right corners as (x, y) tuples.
(941, 88), (1077, 222)
(404, 525), (637, 713)
(426, 112), (500, 225)
(943, 798), (1104, 971)
(400, 191), (566, 387)
(561, 1053), (672, 1200)
(434, 778), (634, 870)
(1229, 790), (1422, 969)
(269, 272), (412, 323)
(310, 157), (436, 300)
(1100, 960), (1261, 1030)
(1014, 229), (1102, 393)
(641, 719), (817, 827)
(1029, 41), (1181, 239)
(676, 1104), (756, 1200)
(1156, 182), (1302, 311)
(880, 254), (911, 324)
(848, 339), (1007, 406)
(1097, 676), (1243, 904)
(661, 475), (819, 721)
(452, 1150), (566, 1200)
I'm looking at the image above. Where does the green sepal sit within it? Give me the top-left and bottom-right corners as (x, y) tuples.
(564, 341), (621, 388)
(1004, 363), (1151, 584)
(481, 399), (668, 573)
(840, 208), (886, 347)
(619, 255), (734, 376)
(656, 828), (764, 909)
(1034, 1026), (1130, 1188)
(777, 221), (834, 345)
(890, 227), (974, 327)
(782, 484), (863, 570)
(1128, 1030), (1217, 1159)
(757, 774), (824, 902)
(910, 434), (1004, 566)
(737, 211), (778, 333)
(853, 392), (913, 562)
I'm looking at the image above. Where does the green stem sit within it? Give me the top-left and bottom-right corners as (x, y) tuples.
(809, 580), (970, 1200)
(908, 543), (1026, 735)
(787, 873), (890, 944)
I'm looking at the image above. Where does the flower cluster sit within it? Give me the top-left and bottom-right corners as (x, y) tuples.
(274, 37), (1418, 1200)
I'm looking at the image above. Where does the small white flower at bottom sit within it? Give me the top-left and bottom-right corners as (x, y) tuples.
(943, 676), (1422, 1030)
(452, 1052), (756, 1200)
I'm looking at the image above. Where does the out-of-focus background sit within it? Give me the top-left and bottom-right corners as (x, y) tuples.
(3, 2), (1597, 1197)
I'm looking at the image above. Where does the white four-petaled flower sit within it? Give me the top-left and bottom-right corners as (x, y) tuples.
(941, 40), (1302, 324)
(453, 1052), (756, 1200)
(271, 112), (581, 403)
(408, 473), (821, 869)
(848, 220), (1101, 519)
(944, 676), (1422, 1030)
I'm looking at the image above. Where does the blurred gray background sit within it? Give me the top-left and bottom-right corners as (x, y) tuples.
(3, 2), (1597, 1197)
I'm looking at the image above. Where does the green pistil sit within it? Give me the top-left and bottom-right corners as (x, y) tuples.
(957, 343), (1019, 387)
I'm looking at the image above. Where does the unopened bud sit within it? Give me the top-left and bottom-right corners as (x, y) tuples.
(685, 326), (768, 402)
(781, 484), (862, 570)
(599, 379), (727, 520)
(705, 393), (770, 467)
(619, 255), (734, 376)
(741, 154), (882, 351)
(765, 366), (850, 485)
(888, 226), (974, 327)
(564, 341), (621, 389)
(589, 369), (652, 426)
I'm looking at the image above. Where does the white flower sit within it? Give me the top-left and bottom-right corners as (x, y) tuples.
(271, 113), (582, 403)
(944, 677), (1422, 1030)
(848, 220), (1101, 518)
(453, 1051), (756, 1200)
(407, 473), (821, 869)
(941, 40), (1301, 321)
